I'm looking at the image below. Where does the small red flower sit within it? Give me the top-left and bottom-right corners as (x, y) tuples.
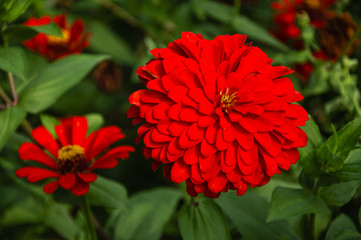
(127, 32), (308, 198)
(16, 116), (134, 196)
(272, 0), (337, 40)
(22, 14), (90, 61)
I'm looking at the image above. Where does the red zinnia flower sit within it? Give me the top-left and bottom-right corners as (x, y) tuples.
(272, 0), (337, 40)
(127, 32), (308, 198)
(22, 14), (90, 61)
(16, 116), (134, 196)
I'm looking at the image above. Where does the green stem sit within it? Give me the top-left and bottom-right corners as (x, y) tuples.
(8, 72), (17, 105)
(234, 0), (241, 14)
(81, 195), (97, 240)
(338, 20), (361, 62)
(21, 119), (33, 137)
(0, 85), (12, 106)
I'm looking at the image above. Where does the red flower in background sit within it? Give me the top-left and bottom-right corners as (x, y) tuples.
(272, 0), (337, 40)
(127, 32), (308, 198)
(16, 116), (134, 196)
(22, 14), (90, 61)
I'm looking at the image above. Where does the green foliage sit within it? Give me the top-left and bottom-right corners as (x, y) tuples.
(0, 47), (27, 81)
(18, 54), (109, 113)
(0, 0), (32, 23)
(3, 23), (62, 42)
(178, 198), (231, 240)
(0, 106), (26, 151)
(268, 187), (330, 222)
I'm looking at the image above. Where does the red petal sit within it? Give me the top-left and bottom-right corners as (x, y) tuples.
(190, 164), (204, 184)
(43, 180), (59, 194)
(71, 180), (89, 196)
(72, 116), (88, 145)
(183, 146), (200, 165)
(77, 173), (97, 182)
(59, 173), (76, 189)
(199, 154), (219, 173)
(19, 143), (58, 169)
(200, 140), (217, 157)
(31, 126), (60, 158)
(171, 160), (190, 183)
(208, 173), (228, 193)
(55, 117), (73, 146)
(16, 167), (61, 183)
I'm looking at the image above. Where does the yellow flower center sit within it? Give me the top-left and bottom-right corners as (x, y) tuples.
(57, 145), (87, 173)
(220, 88), (238, 113)
(304, 0), (320, 9)
(46, 28), (70, 45)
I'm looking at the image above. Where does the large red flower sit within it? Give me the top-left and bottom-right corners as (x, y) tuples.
(22, 14), (90, 61)
(127, 32), (308, 198)
(16, 116), (134, 196)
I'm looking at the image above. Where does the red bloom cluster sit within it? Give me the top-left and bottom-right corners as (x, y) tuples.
(127, 32), (308, 198)
(23, 14), (90, 61)
(272, 0), (337, 40)
(16, 116), (134, 196)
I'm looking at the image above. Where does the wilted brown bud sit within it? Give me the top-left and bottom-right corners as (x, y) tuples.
(92, 60), (123, 93)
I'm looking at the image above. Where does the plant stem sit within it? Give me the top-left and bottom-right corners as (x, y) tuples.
(8, 72), (18, 105)
(81, 195), (97, 240)
(234, 0), (241, 13)
(0, 85), (12, 106)
(21, 119), (33, 137)
(338, 20), (361, 62)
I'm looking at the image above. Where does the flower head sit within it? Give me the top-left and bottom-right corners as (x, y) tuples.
(16, 116), (134, 196)
(127, 32), (308, 198)
(22, 14), (90, 61)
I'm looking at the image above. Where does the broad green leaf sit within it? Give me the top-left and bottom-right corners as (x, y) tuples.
(44, 203), (80, 239)
(0, 47), (27, 81)
(0, 0), (32, 23)
(267, 187), (330, 222)
(317, 117), (361, 173)
(215, 191), (300, 240)
(1, 196), (42, 225)
(18, 54), (109, 113)
(40, 114), (60, 138)
(85, 113), (104, 134)
(4, 22), (63, 42)
(299, 116), (323, 176)
(88, 21), (135, 65)
(325, 214), (357, 240)
(0, 106), (26, 151)
(197, 1), (232, 23)
(334, 230), (361, 240)
(87, 176), (128, 209)
(4, 132), (31, 151)
(178, 198), (231, 240)
(232, 15), (289, 51)
(304, 63), (331, 96)
(114, 188), (181, 240)
(319, 181), (360, 207)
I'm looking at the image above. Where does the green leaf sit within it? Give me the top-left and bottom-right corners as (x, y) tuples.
(215, 191), (301, 240)
(232, 15), (289, 51)
(334, 230), (361, 240)
(178, 198), (231, 240)
(40, 114), (59, 138)
(299, 116), (323, 176)
(4, 22), (63, 42)
(0, 0), (32, 23)
(85, 113), (104, 134)
(87, 176), (128, 209)
(18, 54), (109, 113)
(319, 181), (360, 207)
(317, 117), (361, 173)
(0, 47), (27, 81)
(114, 188), (181, 240)
(88, 21), (135, 65)
(304, 63), (331, 96)
(325, 214), (357, 240)
(267, 187), (330, 222)
(0, 106), (26, 152)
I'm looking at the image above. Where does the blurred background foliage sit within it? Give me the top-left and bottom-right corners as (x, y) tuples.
(1, 0), (361, 239)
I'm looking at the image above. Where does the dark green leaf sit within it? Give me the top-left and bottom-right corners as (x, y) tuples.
(178, 198), (231, 240)
(320, 181), (360, 207)
(114, 188), (181, 240)
(299, 116), (323, 176)
(334, 230), (361, 240)
(325, 214), (357, 240)
(88, 22), (135, 65)
(1, 0), (32, 23)
(267, 187), (330, 222)
(87, 176), (128, 209)
(40, 114), (60, 138)
(304, 63), (331, 96)
(85, 113), (104, 134)
(0, 106), (26, 152)
(0, 47), (27, 81)
(197, 1), (233, 23)
(215, 191), (300, 240)
(18, 54), (109, 113)
(4, 23), (63, 42)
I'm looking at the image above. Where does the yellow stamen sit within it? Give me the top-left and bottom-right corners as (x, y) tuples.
(58, 145), (84, 161)
(46, 28), (70, 45)
(220, 88), (238, 109)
